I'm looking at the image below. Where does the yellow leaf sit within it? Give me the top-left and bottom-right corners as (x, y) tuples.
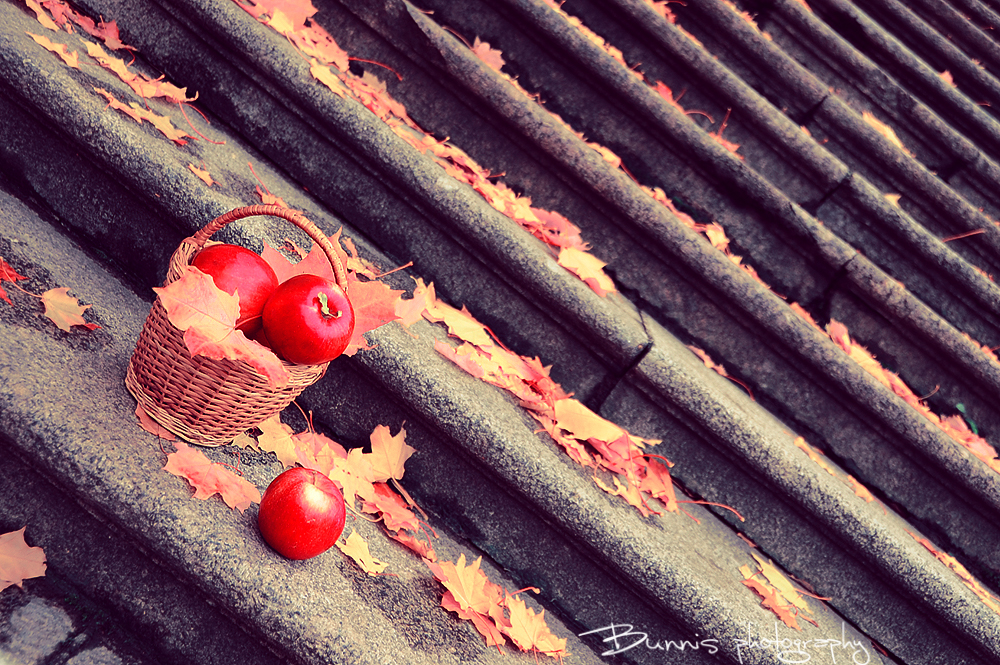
(557, 247), (615, 296)
(553, 398), (624, 443)
(256, 414), (299, 468)
(366, 424), (416, 482)
(41, 287), (99, 332)
(310, 59), (346, 97)
(28, 33), (79, 69)
(336, 529), (388, 575)
(0, 528), (46, 592)
(862, 111), (913, 157)
(26, 0), (58, 31)
(188, 164), (216, 186)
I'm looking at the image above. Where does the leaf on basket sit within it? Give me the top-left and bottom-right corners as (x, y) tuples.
(163, 440), (261, 512)
(261, 237), (403, 356)
(154, 266), (290, 388)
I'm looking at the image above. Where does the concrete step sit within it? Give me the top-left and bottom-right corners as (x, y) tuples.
(2, 0), (1000, 663)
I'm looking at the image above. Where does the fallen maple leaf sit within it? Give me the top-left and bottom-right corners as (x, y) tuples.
(557, 247), (615, 296)
(395, 277), (435, 327)
(154, 266), (290, 388)
(471, 37), (505, 72)
(363, 482), (421, 533)
(28, 32), (79, 68)
(739, 554), (818, 630)
(342, 277), (404, 355)
(92, 88), (191, 145)
(0, 528), (46, 592)
(553, 398), (625, 444)
(366, 424), (415, 482)
(328, 447), (377, 507)
(0, 258), (27, 305)
(135, 404), (176, 440)
(26, 0), (58, 31)
(41, 287), (100, 332)
(257, 413), (299, 468)
(337, 529), (389, 575)
(163, 440), (261, 512)
(502, 592), (568, 658)
(428, 554), (507, 647)
(188, 164), (216, 186)
(862, 111), (914, 157)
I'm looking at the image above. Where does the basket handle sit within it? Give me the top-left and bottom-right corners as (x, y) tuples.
(168, 205), (349, 291)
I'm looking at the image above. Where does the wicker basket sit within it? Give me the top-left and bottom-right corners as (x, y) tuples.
(126, 205), (348, 446)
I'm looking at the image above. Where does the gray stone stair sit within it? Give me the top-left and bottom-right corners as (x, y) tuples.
(2, 0), (1000, 663)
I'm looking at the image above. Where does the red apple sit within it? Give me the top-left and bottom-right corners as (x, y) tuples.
(257, 467), (346, 560)
(192, 244), (278, 337)
(261, 274), (355, 365)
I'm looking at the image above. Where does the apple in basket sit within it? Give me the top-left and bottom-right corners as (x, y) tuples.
(257, 467), (346, 560)
(261, 274), (355, 365)
(191, 244), (278, 337)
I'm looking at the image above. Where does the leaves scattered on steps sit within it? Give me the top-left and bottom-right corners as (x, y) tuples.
(0, 527), (47, 592)
(412, 284), (681, 518)
(740, 552), (820, 630)
(26, 0), (203, 147)
(236, 0), (616, 298)
(427, 554), (568, 658)
(791, 307), (1000, 474)
(0, 257), (99, 332)
(910, 531), (1000, 616)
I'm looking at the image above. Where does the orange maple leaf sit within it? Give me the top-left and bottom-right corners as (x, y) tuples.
(502, 593), (568, 658)
(93, 88), (191, 145)
(328, 448), (377, 507)
(424, 300), (493, 346)
(553, 398), (625, 443)
(471, 37), (505, 72)
(427, 554), (507, 647)
(41, 287), (100, 332)
(26, 0), (59, 31)
(362, 482), (420, 533)
(256, 414), (299, 468)
(163, 441), (261, 512)
(556, 247), (615, 296)
(28, 33), (79, 68)
(188, 164), (216, 186)
(336, 529), (389, 575)
(0, 528), (46, 592)
(366, 424), (415, 482)
(342, 278), (404, 355)
(395, 277), (435, 327)
(154, 266), (289, 388)
(389, 529), (437, 561)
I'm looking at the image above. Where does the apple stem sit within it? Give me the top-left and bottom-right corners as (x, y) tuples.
(317, 292), (342, 320)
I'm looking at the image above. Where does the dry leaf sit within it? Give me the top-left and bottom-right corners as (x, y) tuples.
(337, 529), (389, 575)
(41, 287), (99, 332)
(0, 528), (46, 592)
(163, 441), (261, 512)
